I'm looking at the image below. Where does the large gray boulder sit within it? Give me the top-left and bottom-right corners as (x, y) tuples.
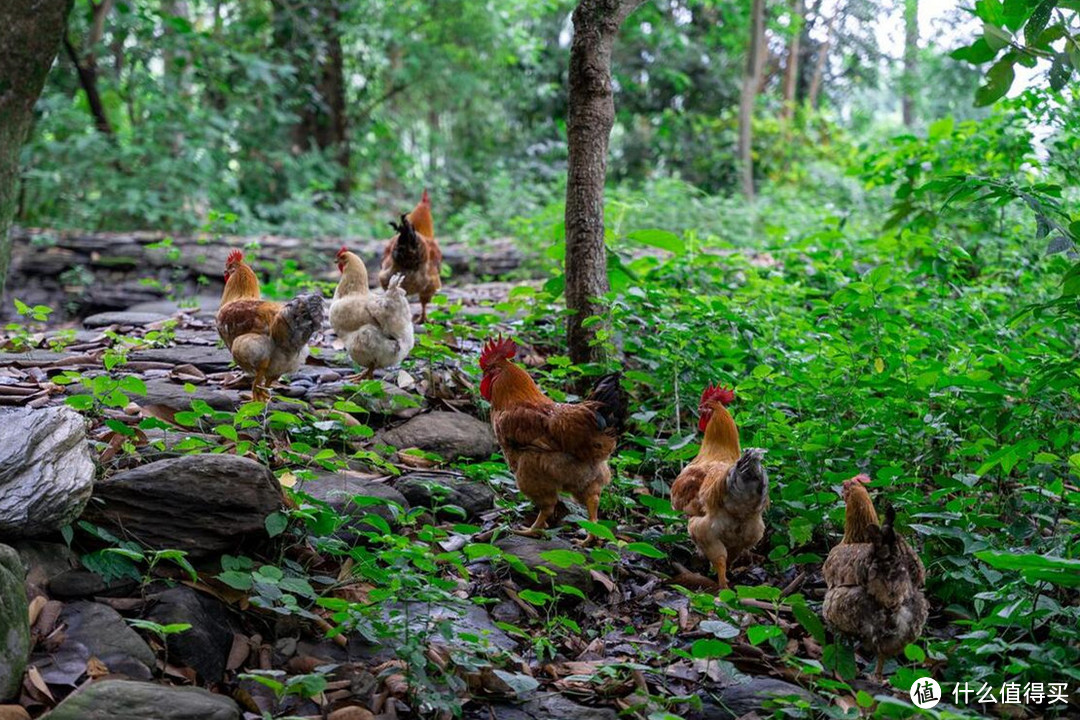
(380, 412), (497, 460)
(83, 455), (283, 559)
(43, 679), (240, 720)
(0, 406), (94, 538)
(0, 545), (29, 701)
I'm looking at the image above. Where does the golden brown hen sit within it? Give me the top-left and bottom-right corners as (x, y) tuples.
(216, 250), (323, 402)
(670, 385), (769, 588)
(479, 336), (624, 537)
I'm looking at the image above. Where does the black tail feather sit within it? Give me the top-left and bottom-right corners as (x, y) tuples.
(587, 373), (626, 434)
(389, 214), (422, 269)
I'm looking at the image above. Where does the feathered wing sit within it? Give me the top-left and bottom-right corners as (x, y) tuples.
(494, 402), (616, 463)
(217, 299), (280, 349)
(671, 463), (729, 517)
(329, 295), (375, 338)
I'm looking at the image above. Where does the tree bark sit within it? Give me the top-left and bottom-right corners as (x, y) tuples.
(65, 0), (113, 135)
(738, 0), (766, 200)
(781, 0), (804, 121)
(0, 0), (73, 298)
(273, 0), (351, 197)
(807, 12), (835, 109)
(902, 0), (919, 127)
(564, 0), (643, 367)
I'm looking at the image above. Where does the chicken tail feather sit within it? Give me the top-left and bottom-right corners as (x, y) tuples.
(271, 293), (324, 354)
(587, 373), (626, 434)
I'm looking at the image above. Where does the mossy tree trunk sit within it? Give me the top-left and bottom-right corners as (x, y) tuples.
(0, 0), (73, 298)
(564, 0), (643, 367)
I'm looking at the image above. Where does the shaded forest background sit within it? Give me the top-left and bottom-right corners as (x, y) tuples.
(20, 0), (1002, 240)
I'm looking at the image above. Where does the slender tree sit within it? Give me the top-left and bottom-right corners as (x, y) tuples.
(781, 0), (804, 121)
(0, 0), (73, 297)
(564, 0), (643, 366)
(64, 0), (114, 135)
(738, 0), (766, 199)
(902, 0), (919, 127)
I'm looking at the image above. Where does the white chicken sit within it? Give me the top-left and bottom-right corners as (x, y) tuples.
(330, 247), (415, 380)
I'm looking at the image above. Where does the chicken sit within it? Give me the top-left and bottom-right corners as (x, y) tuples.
(670, 385), (769, 589)
(379, 190), (442, 324)
(216, 250), (324, 402)
(822, 475), (929, 679)
(479, 336), (624, 537)
(330, 247), (414, 380)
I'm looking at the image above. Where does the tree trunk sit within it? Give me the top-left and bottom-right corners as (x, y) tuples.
(902, 0), (918, 127)
(274, 0), (351, 198)
(807, 12), (835, 109)
(738, 0), (765, 200)
(0, 0), (73, 298)
(66, 0), (114, 135)
(564, 0), (643, 367)
(781, 0), (803, 121)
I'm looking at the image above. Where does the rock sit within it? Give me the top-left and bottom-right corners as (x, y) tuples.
(0, 406), (94, 539)
(299, 473), (408, 542)
(83, 455), (283, 559)
(34, 602), (156, 684)
(139, 377), (242, 411)
(380, 412), (497, 460)
(395, 472), (495, 522)
(47, 570), (107, 599)
(0, 545), (30, 701)
(692, 677), (819, 720)
(484, 694), (617, 720)
(82, 311), (170, 328)
(146, 587), (233, 683)
(494, 535), (593, 594)
(128, 346), (235, 374)
(15, 541), (79, 594)
(43, 679), (240, 720)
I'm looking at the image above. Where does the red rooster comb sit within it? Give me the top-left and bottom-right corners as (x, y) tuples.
(336, 245), (349, 260)
(226, 249), (243, 266)
(479, 335), (517, 371)
(700, 384), (735, 407)
(851, 474), (872, 485)
(420, 188), (430, 206)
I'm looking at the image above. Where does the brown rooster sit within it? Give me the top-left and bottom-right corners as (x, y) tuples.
(216, 249), (324, 402)
(822, 475), (929, 679)
(670, 385), (769, 588)
(479, 336), (624, 538)
(379, 190), (442, 324)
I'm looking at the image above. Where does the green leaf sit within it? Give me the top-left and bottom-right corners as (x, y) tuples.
(792, 603), (826, 644)
(217, 570), (253, 590)
(690, 638), (732, 659)
(576, 520), (615, 542)
(950, 38), (999, 63)
(517, 589), (553, 605)
(539, 549), (588, 568)
(975, 56), (1016, 106)
(625, 542), (665, 559)
(904, 644), (926, 662)
(118, 375), (147, 395)
(699, 619), (741, 639)
(265, 511), (288, 538)
(974, 551), (1080, 587)
(625, 229), (685, 255)
(215, 424), (238, 441)
(747, 624), (785, 646)
(982, 22), (1012, 51)
(65, 395), (95, 411)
